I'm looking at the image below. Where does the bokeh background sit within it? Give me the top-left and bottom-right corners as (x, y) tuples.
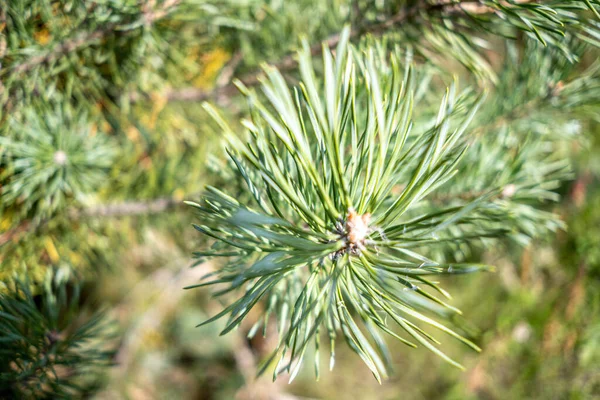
(1, 1), (599, 399)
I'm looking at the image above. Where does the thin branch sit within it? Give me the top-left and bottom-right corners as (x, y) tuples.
(111, 260), (212, 374)
(69, 196), (183, 218)
(429, 184), (519, 204)
(0, 178), (518, 248)
(10, 27), (115, 76)
(6, 0), (181, 76)
(162, 0), (483, 103)
(162, 0), (540, 104)
(0, 196), (187, 247)
(429, 190), (490, 204)
(215, 50), (244, 89)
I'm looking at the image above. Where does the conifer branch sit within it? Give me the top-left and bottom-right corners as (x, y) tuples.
(2, 0), (599, 392)
(162, 0), (536, 103)
(161, 0), (472, 103)
(0, 272), (115, 398)
(10, 27), (116, 76)
(5, 0), (182, 76)
(184, 18), (593, 378)
(188, 31), (497, 380)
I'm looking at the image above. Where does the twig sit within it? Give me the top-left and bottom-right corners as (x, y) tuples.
(232, 335), (258, 383)
(6, 0), (181, 76)
(112, 260), (212, 372)
(569, 172), (592, 208)
(429, 190), (490, 204)
(106, 258), (301, 400)
(233, 328), (303, 400)
(215, 51), (244, 89)
(69, 196), (183, 218)
(0, 179), (515, 248)
(0, 196), (187, 247)
(10, 27), (115, 75)
(162, 0), (487, 103)
(429, 184), (519, 205)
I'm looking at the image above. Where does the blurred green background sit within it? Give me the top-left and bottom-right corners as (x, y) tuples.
(1, 1), (599, 399)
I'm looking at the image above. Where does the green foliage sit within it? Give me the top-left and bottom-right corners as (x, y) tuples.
(0, 105), (115, 221)
(567, 187), (600, 275)
(186, 28), (581, 381)
(1, 0), (600, 394)
(330, 1), (600, 83)
(0, 269), (115, 399)
(222, 0), (350, 69)
(0, 0), (250, 110)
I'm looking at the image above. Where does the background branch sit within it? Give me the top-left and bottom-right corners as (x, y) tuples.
(70, 196), (184, 218)
(6, 0), (182, 76)
(0, 196), (186, 247)
(161, 0), (485, 103)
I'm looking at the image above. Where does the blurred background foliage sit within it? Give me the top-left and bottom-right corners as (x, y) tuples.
(1, 0), (599, 399)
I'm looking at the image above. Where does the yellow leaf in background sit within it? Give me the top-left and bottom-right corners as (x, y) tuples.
(33, 27), (51, 46)
(0, 214), (13, 232)
(193, 48), (231, 90)
(44, 237), (60, 264)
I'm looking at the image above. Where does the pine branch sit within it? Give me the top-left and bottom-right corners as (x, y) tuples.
(10, 27), (115, 76)
(161, 0), (547, 104)
(190, 32), (498, 380)
(0, 272), (115, 398)
(6, 0), (182, 76)
(162, 0), (483, 103)
(185, 22), (589, 379)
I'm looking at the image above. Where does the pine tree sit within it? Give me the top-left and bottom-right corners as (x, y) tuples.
(1, 0), (600, 396)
